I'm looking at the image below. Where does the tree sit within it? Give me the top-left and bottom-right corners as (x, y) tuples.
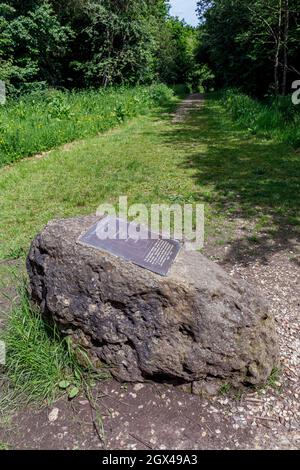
(196, 0), (300, 96)
(0, 0), (198, 92)
(69, 0), (160, 87)
(155, 17), (198, 86)
(0, 2), (72, 91)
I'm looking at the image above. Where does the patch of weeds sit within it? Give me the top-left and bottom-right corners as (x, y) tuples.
(266, 367), (282, 389)
(6, 247), (26, 261)
(219, 382), (232, 395)
(248, 368), (282, 397)
(222, 89), (300, 148)
(0, 84), (174, 167)
(0, 442), (9, 450)
(0, 284), (110, 419)
(247, 234), (259, 244)
(254, 216), (274, 232)
(234, 389), (243, 402)
(167, 193), (197, 204)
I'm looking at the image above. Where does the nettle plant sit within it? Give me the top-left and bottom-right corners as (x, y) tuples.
(46, 92), (72, 119)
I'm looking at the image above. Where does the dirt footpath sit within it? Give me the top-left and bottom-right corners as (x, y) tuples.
(172, 93), (204, 123)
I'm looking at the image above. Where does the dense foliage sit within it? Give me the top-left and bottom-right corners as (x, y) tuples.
(222, 89), (300, 146)
(197, 0), (300, 97)
(1, 0), (299, 158)
(0, 0), (199, 94)
(0, 84), (174, 166)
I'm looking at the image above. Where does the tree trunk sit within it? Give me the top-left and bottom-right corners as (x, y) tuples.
(274, 0), (283, 95)
(282, 0), (289, 95)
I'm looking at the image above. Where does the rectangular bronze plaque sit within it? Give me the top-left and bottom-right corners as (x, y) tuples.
(78, 216), (181, 277)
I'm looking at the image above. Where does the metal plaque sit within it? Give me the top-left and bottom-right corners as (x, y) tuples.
(78, 216), (181, 277)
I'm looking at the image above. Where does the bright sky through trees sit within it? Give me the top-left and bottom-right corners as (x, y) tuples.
(169, 0), (198, 26)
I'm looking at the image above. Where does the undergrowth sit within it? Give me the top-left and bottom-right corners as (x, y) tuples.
(222, 89), (300, 147)
(0, 84), (174, 167)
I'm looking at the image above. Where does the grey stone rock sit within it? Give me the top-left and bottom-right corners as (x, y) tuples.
(192, 379), (224, 398)
(27, 215), (278, 390)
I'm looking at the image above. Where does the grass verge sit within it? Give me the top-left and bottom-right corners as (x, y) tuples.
(0, 84), (174, 167)
(221, 89), (300, 147)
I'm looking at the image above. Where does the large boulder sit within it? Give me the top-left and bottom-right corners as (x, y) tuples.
(27, 215), (278, 393)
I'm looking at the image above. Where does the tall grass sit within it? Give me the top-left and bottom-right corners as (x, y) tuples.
(0, 285), (109, 414)
(221, 89), (300, 147)
(0, 84), (174, 167)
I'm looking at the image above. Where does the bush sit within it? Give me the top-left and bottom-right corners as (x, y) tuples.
(0, 84), (174, 167)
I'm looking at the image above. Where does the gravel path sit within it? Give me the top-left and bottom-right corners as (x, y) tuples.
(222, 250), (299, 448)
(172, 93), (204, 122)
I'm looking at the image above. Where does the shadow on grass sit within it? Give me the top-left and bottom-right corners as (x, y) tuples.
(160, 96), (300, 265)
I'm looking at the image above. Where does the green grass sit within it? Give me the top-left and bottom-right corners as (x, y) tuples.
(0, 442), (8, 450)
(0, 92), (299, 261)
(0, 285), (109, 415)
(222, 89), (300, 147)
(219, 382), (232, 395)
(266, 367), (282, 389)
(0, 84), (174, 167)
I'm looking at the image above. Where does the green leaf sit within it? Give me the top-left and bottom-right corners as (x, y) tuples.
(58, 380), (70, 389)
(74, 369), (81, 381)
(68, 386), (79, 399)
